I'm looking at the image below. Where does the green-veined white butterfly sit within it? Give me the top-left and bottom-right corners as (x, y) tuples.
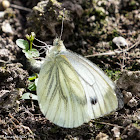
(37, 38), (124, 128)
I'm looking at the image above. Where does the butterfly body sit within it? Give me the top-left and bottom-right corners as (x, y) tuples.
(37, 38), (124, 128)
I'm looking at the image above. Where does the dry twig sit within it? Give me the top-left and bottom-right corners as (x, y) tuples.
(85, 40), (140, 58)
(10, 4), (32, 12)
(85, 40), (140, 71)
(91, 120), (124, 129)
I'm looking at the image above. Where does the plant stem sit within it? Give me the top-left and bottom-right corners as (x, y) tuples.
(30, 41), (33, 50)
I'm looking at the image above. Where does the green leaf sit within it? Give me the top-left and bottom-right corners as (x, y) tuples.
(22, 50), (32, 59)
(22, 49), (40, 59)
(22, 92), (38, 100)
(28, 82), (36, 91)
(30, 49), (40, 58)
(28, 74), (37, 81)
(16, 39), (29, 51)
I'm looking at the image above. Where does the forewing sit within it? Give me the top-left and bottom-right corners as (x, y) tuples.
(60, 50), (124, 119)
(37, 55), (90, 128)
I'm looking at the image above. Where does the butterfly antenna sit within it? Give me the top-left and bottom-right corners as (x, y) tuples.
(60, 8), (65, 40)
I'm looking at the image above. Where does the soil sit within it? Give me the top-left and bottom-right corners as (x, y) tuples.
(0, 0), (139, 140)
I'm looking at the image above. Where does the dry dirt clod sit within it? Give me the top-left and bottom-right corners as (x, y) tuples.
(122, 90), (132, 104)
(127, 97), (138, 108)
(0, 90), (20, 110)
(117, 71), (140, 97)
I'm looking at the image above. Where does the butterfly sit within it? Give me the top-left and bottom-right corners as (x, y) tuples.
(37, 38), (124, 128)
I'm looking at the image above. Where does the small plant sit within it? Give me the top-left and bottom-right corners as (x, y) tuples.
(28, 73), (38, 91)
(16, 32), (40, 59)
(105, 69), (121, 81)
(16, 32), (39, 100)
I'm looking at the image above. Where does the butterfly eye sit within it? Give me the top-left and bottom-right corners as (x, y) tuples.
(55, 42), (58, 46)
(90, 97), (98, 105)
(53, 38), (59, 46)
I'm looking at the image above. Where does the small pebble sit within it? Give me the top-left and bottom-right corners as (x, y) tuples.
(2, 21), (14, 34)
(122, 90), (132, 104)
(2, 0), (10, 10)
(113, 36), (128, 48)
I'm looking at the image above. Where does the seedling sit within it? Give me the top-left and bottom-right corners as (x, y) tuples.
(16, 32), (40, 100)
(16, 32), (40, 59)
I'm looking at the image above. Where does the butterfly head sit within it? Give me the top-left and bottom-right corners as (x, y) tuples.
(46, 38), (66, 57)
(53, 38), (65, 49)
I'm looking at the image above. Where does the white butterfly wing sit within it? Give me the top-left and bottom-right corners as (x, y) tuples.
(60, 50), (124, 119)
(37, 55), (90, 128)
